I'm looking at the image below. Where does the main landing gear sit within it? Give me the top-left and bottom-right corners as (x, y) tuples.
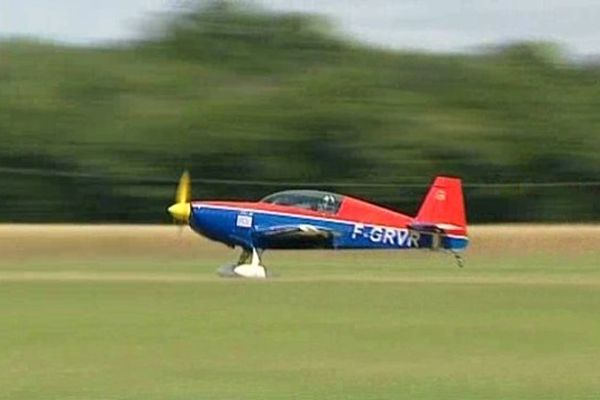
(217, 247), (268, 278)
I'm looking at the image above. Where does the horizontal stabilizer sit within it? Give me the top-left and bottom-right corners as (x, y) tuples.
(408, 222), (465, 234)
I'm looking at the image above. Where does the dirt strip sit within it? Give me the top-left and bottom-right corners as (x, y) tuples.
(0, 224), (598, 260)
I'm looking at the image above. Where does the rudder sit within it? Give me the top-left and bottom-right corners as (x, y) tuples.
(415, 176), (467, 231)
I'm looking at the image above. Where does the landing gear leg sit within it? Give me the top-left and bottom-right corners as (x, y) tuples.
(217, 247), (268, 278)
(237, 248), (251, 265)
(451, 251), (464, 268)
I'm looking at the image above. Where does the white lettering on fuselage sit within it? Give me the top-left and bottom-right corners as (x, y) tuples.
(409, 230), (420, 248)
(370, 227), (383, 242)
(352, 223), (365, 239)
(383, 228), (396, 245)
(351, 224), (420, 248)
(397, 229), (409, 246)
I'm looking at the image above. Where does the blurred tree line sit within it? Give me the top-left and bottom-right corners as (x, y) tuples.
(1, 1), (599, 223)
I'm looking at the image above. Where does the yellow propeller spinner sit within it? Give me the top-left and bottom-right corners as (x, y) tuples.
(168, 171), (192, 222)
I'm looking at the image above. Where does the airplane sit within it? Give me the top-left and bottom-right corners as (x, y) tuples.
(167, 172), (468, 278)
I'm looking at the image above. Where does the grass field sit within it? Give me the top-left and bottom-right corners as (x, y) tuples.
(1, 225), (600, 399)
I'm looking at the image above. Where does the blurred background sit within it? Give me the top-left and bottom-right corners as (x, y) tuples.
(1, 0), (599, 223)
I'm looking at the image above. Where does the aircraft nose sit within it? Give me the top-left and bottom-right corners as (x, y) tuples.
(167, 202), (191, 222)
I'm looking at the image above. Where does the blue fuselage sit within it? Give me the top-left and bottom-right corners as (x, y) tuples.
(190, 204), (468, 252)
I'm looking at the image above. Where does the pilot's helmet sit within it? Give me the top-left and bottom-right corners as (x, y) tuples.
(322, 194), (335, 210)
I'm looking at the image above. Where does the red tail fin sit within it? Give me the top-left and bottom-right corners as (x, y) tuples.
(415, 176), (467, 231)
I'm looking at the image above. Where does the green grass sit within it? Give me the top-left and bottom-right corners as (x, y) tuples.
(2, 228), (600, 399)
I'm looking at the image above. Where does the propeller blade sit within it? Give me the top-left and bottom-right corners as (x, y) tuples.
(175, 170), (191, 204)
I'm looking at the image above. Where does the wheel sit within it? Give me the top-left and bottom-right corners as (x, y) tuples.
(216, 263), (269, 278)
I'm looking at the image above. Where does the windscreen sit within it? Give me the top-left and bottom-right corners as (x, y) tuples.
(261, 190), (342, 214)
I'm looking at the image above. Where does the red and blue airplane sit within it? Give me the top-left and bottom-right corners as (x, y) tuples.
(168, 172), (468, 278)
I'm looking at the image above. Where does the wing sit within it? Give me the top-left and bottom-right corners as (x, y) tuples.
(253, 224), (339, 249)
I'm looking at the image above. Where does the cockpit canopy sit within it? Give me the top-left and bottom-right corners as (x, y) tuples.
(261, 190), (343, 215)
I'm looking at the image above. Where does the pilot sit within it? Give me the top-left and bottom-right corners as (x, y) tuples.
(320, 194), (336, 213)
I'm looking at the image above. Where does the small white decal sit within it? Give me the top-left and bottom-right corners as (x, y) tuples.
(236, 214), (253, 228)
(435, 190), (447, 201)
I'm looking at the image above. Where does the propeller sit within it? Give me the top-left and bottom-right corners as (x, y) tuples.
(168, 171), (192, 226)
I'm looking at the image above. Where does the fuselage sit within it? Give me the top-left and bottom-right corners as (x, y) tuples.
(188, 194), (468, 252)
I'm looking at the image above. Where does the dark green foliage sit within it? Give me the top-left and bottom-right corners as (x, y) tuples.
(1, 2), (599, 222)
